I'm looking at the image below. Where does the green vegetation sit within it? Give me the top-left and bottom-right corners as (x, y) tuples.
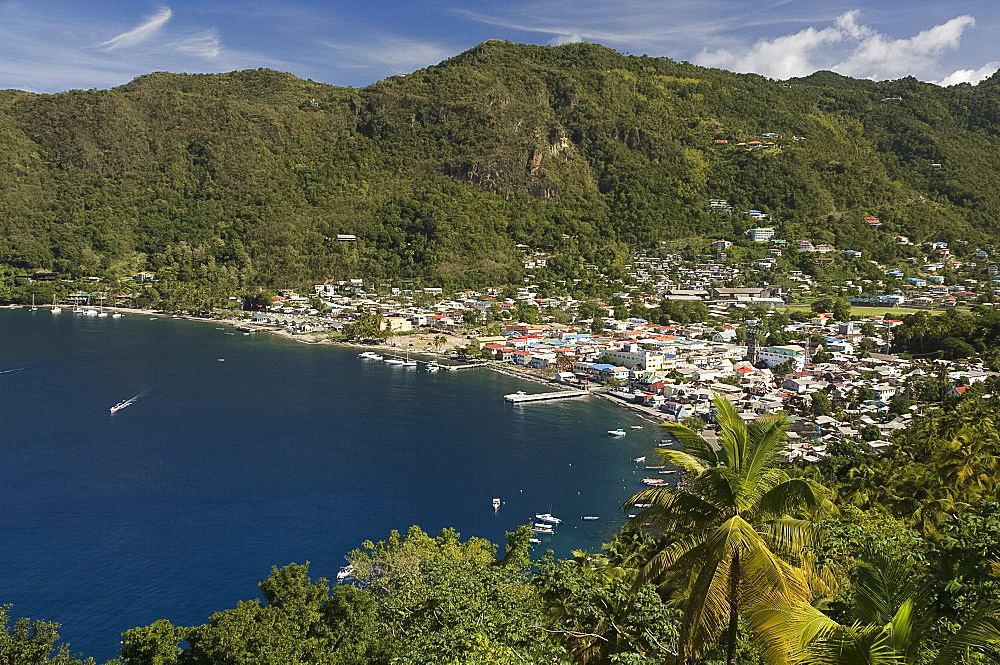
(3, 42), (1000, 307)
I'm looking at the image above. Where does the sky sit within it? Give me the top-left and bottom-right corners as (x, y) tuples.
(1, 0), (998, 93)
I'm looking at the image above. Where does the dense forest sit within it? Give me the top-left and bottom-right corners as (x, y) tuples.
(5, 395), (1000, 664)
(2, 41), (1000, 294)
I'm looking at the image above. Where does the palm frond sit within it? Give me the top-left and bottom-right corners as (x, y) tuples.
(712, 394), (747, 469)
(759, 517), (819, 556)
(934, 604), (1000, 664)
(663, 422), (718, 467)
(656, 448), (709, 476)
(746, 601), (838, 665)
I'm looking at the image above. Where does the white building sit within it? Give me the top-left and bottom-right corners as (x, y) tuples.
(746, 227), (775, 242)
(758, 345), (806, 371)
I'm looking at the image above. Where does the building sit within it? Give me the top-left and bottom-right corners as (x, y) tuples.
(746, 227), (775, 242)
(758, 345), (806, 371)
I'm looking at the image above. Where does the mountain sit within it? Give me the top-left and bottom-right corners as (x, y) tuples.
(1, 40), (1000, 292)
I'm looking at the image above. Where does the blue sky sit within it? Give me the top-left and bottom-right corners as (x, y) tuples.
(1, 0), (998, 93)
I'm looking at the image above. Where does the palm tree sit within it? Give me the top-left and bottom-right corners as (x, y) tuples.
(623, 395), (833, 664)
(749, 550), (1000, 664)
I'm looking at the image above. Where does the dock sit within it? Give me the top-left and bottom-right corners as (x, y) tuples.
(504, 390), (590, 403)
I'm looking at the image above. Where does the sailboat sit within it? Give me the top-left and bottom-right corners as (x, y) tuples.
(50, 294), (61, 314)
(402, 347), (417, 367)
(97, 294), (109, 317)
(112, 296), (123, 318)
(30, 294), (37, 311)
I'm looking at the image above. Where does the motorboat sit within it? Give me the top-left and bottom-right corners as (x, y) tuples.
(336, 565), (354, 583)
(534, 513), (562, 524)
(630, 425), (642, 429)
(529, 537), (542, 544)
(607, 429), (626, 437)
(384, 357), (404, 365)
(634, 456), (646, 463)
(581, 516), (599, 520)
(492, 497), (501, 511)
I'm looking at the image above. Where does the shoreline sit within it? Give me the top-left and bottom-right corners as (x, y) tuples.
(32, 304), (573, 391)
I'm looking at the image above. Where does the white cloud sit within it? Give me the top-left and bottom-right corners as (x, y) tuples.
(98, 7), (172, 50)
(176, 30), (221, 59)
(697, 10), (978, 81)
(325, 37), (451, 73)
(937, 60), (1000, 86)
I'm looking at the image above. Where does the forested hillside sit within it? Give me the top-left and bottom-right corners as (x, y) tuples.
(2, 40), (1000, 291)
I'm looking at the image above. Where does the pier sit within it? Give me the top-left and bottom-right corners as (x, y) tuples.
(504, 390), (590, 403)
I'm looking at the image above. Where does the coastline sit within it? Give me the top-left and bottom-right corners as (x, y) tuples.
(32, 304), (572, 392)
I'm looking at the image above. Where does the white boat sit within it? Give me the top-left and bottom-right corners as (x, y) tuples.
(403, 359), (417, 367)
(492, 497), (501, 511)
(51, 295), (62, 314)
(97, 295), (108, 317)
(534, 513), (562, 524)
(384, 357), (404, 365)
(529, 537), (542, 544)
(85, 308), (98, 316)
(426, 362), (440, 372)
(370, 354), (383, 360)
(30, 295), (37, 311)
(336, 565), (354, 582)
(73, 306), (84, 314)
(581, 516), (600, 520)
(634, 456), (646, 463)
(607, 429), (626, 437)
(630, 425), (642, 429)
(531, 524), (555, 534)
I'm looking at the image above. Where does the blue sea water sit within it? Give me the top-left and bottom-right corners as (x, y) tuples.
(0, 309), (663, 661)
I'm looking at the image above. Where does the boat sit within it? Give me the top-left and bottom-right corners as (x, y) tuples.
(659, 470), (678, 474)
(633, 456), (646, 463)
(645, 465), (665, 470)
(426, 362), (440, 373)
(384, 357), (404, 365)
(534, 513), (562, 524)
(492, 497), (501, 511)
(336, 565), (354, 583)
(531, 524), (555, 534)
(359, 351), (380, 359)
(30, 295), (37, 311)
(370, 354), (383, 361)
(402, 348), (417, 367)
(630, 425), (642, 429)
(607, 428), (626, 437)
(529, 537), (542, 544)
(217, 358), (225, 362)
(633, 503), (652, 508)
(51, 295), (61, 314)
(97, 295), (108, 317)
(641, 478), (668, 486)
(581, 516), (600, 520)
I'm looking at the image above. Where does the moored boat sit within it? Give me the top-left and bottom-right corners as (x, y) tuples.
(534, 513), (561, 524)
(607, 428), (626, 437)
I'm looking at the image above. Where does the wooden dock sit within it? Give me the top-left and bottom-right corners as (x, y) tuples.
(504, 390), (590, 403)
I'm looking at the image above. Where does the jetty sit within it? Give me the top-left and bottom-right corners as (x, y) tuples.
(504, 390), (590, 403)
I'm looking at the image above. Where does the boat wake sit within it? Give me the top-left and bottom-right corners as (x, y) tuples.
(0, 367), (26, 374)
(109, 387), (152, 414)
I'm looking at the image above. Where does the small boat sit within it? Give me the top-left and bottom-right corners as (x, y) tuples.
(73, 307), (85, 314)
(370, 354), (383, 360)
(217, 358), (225, 362)
(30, 295), (37, 311)
(645, 465), (665, 470)
(535, 513), (562, 524)
(529, 537), (542, 544)
(630, 425), (642, 429)
(426, 363), (440, 372)
(641, 478), (668, 486)
(581, 516), (599, 520)
(402, 359), (417, 367)
(85, 308), (99, 316)
(531, 525), (555, 534)
(607, 429), (626, 437)
(659, 469), (678, 474)
(627, 513), (638, 518)
(51, 295), (61, 314)
(634, 456), (646, 463)
(634, 503), (652, 508)
(336, 565), (354, 582)
(492, 497), (501, 511)
(384, 357), (404, 365)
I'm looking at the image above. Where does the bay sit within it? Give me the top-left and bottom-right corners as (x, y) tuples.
(0, 309), (661, 661)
